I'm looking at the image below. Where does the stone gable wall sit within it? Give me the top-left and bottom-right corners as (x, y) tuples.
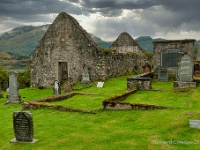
(30, 12), (149, 88)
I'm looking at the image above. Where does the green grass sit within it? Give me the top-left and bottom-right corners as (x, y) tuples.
(0, 75), (200, 150)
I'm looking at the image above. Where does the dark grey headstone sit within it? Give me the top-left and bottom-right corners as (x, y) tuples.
(10, 111), (38, 143)
(5, 72), (21, 104)
(158, 68), (168, 81)
(53, 80), (61, 95)
(177, 54), (193, 82)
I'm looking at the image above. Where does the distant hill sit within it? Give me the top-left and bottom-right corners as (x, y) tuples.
(135, 36), (153, 53)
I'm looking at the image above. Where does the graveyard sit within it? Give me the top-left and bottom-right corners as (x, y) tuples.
(0, 74), (200, 150)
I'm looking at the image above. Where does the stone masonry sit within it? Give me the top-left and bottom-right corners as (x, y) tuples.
(110, 32), (142, 53)
(30, 12), (148, 88)
(153, 39), (195, 75)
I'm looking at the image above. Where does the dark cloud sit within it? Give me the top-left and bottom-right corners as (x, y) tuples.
(0, 0), (200, 40)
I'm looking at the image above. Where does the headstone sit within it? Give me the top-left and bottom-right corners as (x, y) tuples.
(81, 67), (90, 83)
(10, 111), (38, 143)
(97, 82), (104, 88)
(5, 72), (21, 104)
(2, 82), (8, 92)
(63, 81), (72, 92)
(177, 54), (193, 82)
(158, 68), (168, 81)
(53, 80), (61, 95)
(142, 63), (151, 73)
(189, 120), (200, 129)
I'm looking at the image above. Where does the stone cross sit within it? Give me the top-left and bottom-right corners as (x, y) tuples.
(10, 111), (38, 143)
(53, 80), (61, 95)
(5, 72), (21, 104)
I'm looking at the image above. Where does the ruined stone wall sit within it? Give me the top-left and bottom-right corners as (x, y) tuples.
(30, 12), (149, 88)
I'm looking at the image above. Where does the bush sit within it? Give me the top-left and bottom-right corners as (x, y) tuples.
(18, 67), (30, 88)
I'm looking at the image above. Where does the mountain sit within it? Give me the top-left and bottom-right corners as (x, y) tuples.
(0, 25), (50, 57)
(135, 36), (154, 53)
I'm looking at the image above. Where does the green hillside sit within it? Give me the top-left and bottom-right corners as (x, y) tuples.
(0, 25), (49, 56)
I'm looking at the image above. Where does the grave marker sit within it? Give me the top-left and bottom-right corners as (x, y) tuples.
(189, 120), (200, 129)
(81, 67), (90, 83)
(63, 81), (72, 92)
(5, 72), (21, 104)
(158, 68), (168, 81)
(177, 54), (193, 82)
(97, 82), (104, 88)
(10, 111), (38, 143)
(53, 80), (61, 95)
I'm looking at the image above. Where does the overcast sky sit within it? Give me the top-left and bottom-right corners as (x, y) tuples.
(0, 0), (200, 41)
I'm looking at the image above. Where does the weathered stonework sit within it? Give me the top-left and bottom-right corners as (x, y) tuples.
(153, 39), (195, 75)
(127, 74), (152, 90)
(110, 32), (142, 53)
(30, 12), (148, 88)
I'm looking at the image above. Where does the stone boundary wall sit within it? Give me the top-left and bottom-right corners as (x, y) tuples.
(102, 90), (168, 110)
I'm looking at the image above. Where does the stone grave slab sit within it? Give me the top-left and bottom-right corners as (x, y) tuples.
(189, 120), (200, 129)
(10, 111), (38, 143)
(158, 68), (168, 81)
(127, 76), (152, 90)
(5, 72), (21, 104)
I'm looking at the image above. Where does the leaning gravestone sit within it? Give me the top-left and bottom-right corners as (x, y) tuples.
(5, 72), (21, 104)
(53, 80), (61, 95)
(10, 111), (38, 143)
(177, 54), (193, 82)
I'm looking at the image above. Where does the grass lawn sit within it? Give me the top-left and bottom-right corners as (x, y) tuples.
(0, 75), (200, 150)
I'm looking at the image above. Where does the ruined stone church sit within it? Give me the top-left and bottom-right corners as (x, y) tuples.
(30, 12), (148, 88)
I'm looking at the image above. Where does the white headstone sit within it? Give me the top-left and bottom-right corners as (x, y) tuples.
(97, 82), (104, 88)
(53, 80), (61, 95)
(189, 120), (200, 129)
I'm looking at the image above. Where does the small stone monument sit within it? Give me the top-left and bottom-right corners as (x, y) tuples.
(174, 54), (196, 88)
(63, 81), (72, 92)
(5, 72), (21, 104)
(97, 82), (104, 88)
(10, 111), (38, 143)
(81, 67), (90, 83)
(158, 68), (168, 81)
(53, 80), (61, 95)
(189, 120), (200, 129)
